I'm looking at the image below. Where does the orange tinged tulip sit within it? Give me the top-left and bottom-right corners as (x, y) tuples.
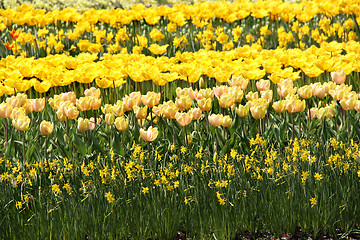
(214, 86), (229, 98)
(40, 120), (54, 135)
(228, 75), (249, 90)
(0, 102), (13, 118)
(31, 98), (45, 112)
(191, 108), (202, 120)
(208, 114), (223, 127)
(140, 126), (159, 142)
(142, 92), (161, 108)
(218, 92), (235, 109)
(260, 90), (273, 102)
(256, 79), (270, 92)
(84, 87), (101, 98)
(194, 88), (214, 100)
(331, 70), (346, 84)
(175, 112), (193, 127)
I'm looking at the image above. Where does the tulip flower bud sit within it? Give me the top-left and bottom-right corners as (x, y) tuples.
(260, 90), (273, 102)
(199, 76), (206, 89)
(133, 105), (148, 119)
(208, 114), (223, 127)
(0, 102), (13, 118)
(105, 113), (115, 125)
(115, 116), (129, 131)
(40, 120), (54, 135)
(222, 115), (232, 127)
(298, 85), (312, 99)
(331, 70), (346, 84)
(309, 107), (318, 120)
(250, 105), (267, 119)
(245, 91), (259, 101)
(12, 116), (30, 131)
(228, 75), (249, 90)
(191, 108), (202, 120)
(140, 126), (159, 142)
(31, 98), (45, 112)
(256, 79), (270, 92)
(175, 112), (193, 127)
(236, 104), (249, 117)
(218, 92), (235, 109)
(175, 95), (192, 111)
(78, 118), (89, 132)
(84, 87), (101, 98)
(197, 98), (212, 111)
(142, 92), (161, 108)
(272, 100), (286, 113)
(214, 86), (229, 98)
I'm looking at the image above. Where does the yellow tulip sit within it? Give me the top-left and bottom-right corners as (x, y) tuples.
(40, 120), (54, 135)
(115, 116), (129, 131)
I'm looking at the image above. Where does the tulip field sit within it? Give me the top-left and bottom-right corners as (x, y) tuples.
(2, 0), (360, 239)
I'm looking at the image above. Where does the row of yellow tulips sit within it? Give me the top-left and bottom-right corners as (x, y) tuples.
(1, 40), (360, 96)
(1, 1), (357, 29)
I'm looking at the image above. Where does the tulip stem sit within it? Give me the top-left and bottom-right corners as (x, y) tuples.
(171, 120), (176, 144)
(150, 109), (153, 127)
(44, 135), (48, 166)
(22, 133), (25, 164)
(291, 113), (295, 139)
(184, 125), (188, 145)
(4, 118), (8, 145)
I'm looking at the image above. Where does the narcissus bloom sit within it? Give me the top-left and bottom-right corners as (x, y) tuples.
(140, 126), (159, 142)
(40, 120), (54, 135)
